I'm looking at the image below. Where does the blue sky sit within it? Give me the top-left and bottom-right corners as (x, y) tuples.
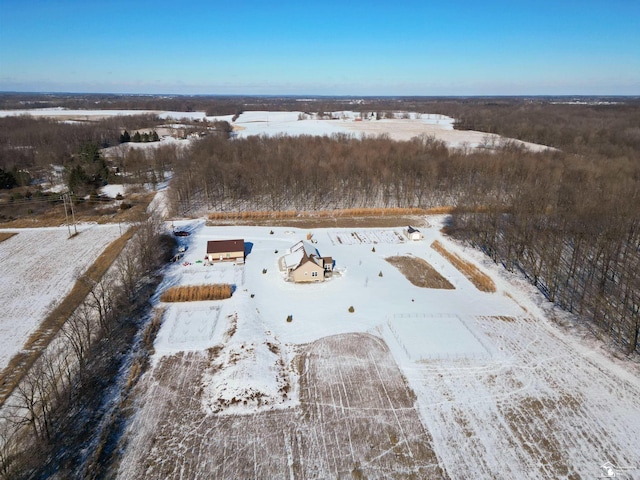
(1, 0), (639, 95)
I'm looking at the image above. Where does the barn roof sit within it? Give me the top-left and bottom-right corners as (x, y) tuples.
(206, 239), (244, 254)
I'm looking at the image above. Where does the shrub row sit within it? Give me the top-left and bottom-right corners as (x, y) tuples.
(208, 206), (453, 221)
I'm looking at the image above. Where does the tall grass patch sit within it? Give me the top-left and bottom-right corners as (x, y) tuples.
(208, 206), (453, 221)
(160, 284), (233, 302)
(431, 240), (496, 293)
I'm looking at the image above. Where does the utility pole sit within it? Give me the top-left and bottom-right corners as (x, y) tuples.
(68, 192), (78, 235)
(62, 193), (71, 237)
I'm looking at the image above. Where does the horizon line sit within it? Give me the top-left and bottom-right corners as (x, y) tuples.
(1, 91), (639, 99)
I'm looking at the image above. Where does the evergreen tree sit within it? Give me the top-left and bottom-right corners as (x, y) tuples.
(151, 130), (160, 142)
(0, 167), (17, 189)
(119, 130), (131, 143)
(67, 164), (89, 194)
(132, 131), (141, 142)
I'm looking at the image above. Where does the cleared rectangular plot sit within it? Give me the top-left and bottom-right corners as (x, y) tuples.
(388, 314), (491, 360)
(327, 230), (405, 245)
(156, 304), (221, 347)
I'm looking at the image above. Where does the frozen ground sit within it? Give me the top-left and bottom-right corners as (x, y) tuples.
(0, 224), (123, 371)
(117, 218), (640, 479)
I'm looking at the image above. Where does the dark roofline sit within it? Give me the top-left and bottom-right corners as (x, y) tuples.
(207, 239), (245, 254)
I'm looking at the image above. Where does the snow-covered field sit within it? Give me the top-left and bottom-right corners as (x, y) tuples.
(117, 218), (640, 479)
(0, 224), (122, 370)
(0, 107), (550, 150)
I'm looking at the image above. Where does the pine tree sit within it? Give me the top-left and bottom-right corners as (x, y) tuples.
(0, 167), (17, 189)
(120, 130), (131, 143)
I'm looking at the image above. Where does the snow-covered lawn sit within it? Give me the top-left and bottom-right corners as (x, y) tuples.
(117, 217), (640, 479)
(0, 224), (123, 371)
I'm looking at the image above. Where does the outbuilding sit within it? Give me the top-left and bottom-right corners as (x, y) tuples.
(404, 226), (423, 241)
(206, 239), (245, 263)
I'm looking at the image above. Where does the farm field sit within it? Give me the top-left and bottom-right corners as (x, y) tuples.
(116, 218), (640, 479)
(0, 224), (123, 371)
(0, 108), (550, 151)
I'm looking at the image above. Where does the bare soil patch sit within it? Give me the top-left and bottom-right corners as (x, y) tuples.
(386, 255), (454, 289)
(431, 240), (496, 292)
(117, 333), (445, 479)
(0, 231), (17, 243)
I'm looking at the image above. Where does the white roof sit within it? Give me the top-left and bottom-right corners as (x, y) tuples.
(282, 240), (319, 270)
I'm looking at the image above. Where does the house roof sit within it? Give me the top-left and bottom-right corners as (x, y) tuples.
(283, 240), (322, 271)
(207, 239), (244, 255)
(282, 248), (306, 270)
(288, 240), (318, 258)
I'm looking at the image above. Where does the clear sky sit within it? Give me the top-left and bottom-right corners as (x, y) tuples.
(1, 0), (639, 95)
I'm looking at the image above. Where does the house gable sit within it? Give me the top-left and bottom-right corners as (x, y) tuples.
(291, 257), (325, 283)
(280, 240), (333, 282)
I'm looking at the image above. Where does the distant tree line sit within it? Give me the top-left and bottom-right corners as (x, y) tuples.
(433, 101), (640, 156)
(4, 92), (637, 125)
(0, 115), (163, 174)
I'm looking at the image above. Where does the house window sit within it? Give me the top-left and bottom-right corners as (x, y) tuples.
(312, 271), (318, 277)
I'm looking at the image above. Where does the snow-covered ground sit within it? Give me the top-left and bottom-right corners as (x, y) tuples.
(0, 107), (551, 150)
(117, 217), (640, 479)
(0, 224), (123, 371)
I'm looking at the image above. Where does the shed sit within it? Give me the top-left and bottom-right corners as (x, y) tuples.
(404, 226), (423, 241)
